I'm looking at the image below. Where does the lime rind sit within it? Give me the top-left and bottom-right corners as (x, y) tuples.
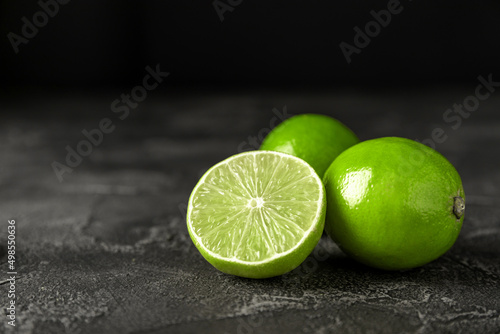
(260, 114), (360, 177)
(323, 137), (465, 270)
(187, 151), (326, 278)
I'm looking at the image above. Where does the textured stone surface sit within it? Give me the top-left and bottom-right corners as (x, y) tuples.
(0, 90), (499, 333)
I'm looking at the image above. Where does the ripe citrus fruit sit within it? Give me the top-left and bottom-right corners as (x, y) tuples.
(323, 137), (465, 270)
(187, 151), (326, 278)
(260, 114), (360, 177)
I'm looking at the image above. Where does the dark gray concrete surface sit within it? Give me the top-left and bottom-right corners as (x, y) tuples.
(1, 89), (499, 333)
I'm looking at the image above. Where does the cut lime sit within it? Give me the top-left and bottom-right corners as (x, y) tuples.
(187, 151), (326, 278)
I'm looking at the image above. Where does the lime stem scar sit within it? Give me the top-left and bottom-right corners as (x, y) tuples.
(453, 196), (465, 219)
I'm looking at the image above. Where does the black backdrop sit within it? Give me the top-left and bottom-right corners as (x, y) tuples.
(1, 0), (500, 90)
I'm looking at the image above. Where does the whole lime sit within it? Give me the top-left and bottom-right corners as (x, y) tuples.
(260, 114), (359, 177)
(323, 137), (465, 270)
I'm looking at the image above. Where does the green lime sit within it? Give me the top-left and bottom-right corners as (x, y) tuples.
(323, 137), (465, 270)
(187, 151), (326, 278)
(260, 114), (360, 177)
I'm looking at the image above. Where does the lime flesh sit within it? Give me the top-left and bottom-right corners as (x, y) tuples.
(187, 151), (326, 278)
(323, 137), (465, 270)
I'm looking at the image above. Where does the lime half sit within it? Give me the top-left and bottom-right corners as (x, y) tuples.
(187, 151), (326, 278)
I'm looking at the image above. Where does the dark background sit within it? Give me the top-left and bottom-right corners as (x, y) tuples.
(1, 0), (500, 91)
(1, 1), (500, 334)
